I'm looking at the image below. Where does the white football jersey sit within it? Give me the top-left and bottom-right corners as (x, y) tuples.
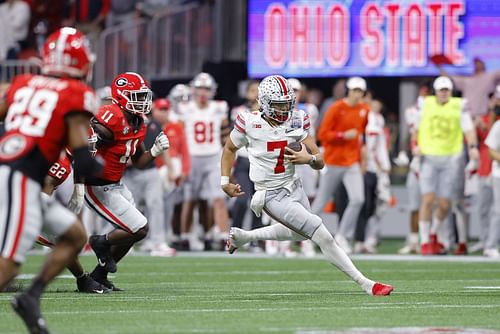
(296, 103), (319, 137)
(230, 109), (311, 190)
(179, 100), (228, 156)
(365, 112), (390, 173)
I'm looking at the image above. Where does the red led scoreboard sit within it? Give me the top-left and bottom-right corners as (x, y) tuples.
(248, 0), (500, 77)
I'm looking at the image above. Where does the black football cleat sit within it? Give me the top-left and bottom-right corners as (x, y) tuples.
(11, 293), (50, 334)
(89, 235), (117, 273)
(89, 272), (123, 292)
(77, 273), (111, 294)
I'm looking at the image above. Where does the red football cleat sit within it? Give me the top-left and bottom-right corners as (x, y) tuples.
(421, 243), (434, 255)
(454, 242), (468, 255)
(430, 234), (446, 255)
(372, 282), (393, 296)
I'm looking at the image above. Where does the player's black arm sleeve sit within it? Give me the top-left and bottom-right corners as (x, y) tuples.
(91, 117), (114, 147)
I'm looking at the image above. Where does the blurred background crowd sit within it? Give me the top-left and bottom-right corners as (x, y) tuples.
(0, 0), (499, 258)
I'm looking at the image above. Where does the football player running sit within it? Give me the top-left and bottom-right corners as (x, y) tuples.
(37, 134), (111, 294)
(222, 75), (393, 296)
(0, 27), (103, 333)
(85, 72), (170, 291)
(178, 73), (230, 250)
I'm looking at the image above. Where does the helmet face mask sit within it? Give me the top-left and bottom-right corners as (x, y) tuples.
(258, 75), (295, 124)
(123, 89), (152, 114)
(269, 100), (293, 122)
(111, 72), (152, 115)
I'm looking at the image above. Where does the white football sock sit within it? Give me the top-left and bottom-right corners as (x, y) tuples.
(452, 204), (467, 243)
(430, 216), (444, 235)
(419, 221), (430, 244)
(244, 223), (307, 242)
(311, 224), (375, 294)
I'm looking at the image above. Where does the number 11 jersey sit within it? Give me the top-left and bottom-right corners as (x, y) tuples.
(92, 104), (147, 183)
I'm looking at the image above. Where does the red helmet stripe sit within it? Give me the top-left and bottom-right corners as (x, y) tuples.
(275, 76), (288, 96)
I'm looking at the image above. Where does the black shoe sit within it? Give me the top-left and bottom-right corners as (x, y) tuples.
(89, 272), (123, 292)
(11, 293), (49, 334)
(77, 273), (111, 294)
(204, 239), (213, 251)
(89, 235), (117, 273)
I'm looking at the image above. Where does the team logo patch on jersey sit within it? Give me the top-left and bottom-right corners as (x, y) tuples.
(115, 77), (128, 87)
(253, 123), (262, 129)
(0, 133), (34, 162)
(290, 116), (303, 129)
(123, 126), (129, 135)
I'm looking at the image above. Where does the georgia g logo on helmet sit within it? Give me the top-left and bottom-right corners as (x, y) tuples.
(115, 77), (128, 87)
(258, 75), (295, 123)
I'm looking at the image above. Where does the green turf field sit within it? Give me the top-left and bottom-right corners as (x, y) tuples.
(1, 253), (500, 334)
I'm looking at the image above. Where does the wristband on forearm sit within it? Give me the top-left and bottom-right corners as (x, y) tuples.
(220, 176), (230, 186)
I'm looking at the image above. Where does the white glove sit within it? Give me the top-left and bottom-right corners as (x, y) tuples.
(464, 159), (478, 177)
(393, 151), (410, 167)
(67, 183), (84, 214)
(150, 132), (170, 157)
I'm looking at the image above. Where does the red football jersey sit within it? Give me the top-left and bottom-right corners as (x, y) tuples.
(93, 104), (147, 182)
(0, 74), (97, 183)
(47, 153), (72, 187)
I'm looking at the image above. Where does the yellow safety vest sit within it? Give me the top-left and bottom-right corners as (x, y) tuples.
(418, 96), (463, 156)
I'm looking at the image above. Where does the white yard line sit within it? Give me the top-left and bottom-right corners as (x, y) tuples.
(34, 303), (500, 315)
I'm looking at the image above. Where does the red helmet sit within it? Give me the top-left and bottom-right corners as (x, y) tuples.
(42, 27), (93, 79)
(153, 98), (170, 110)
(111, 72), (152, 114)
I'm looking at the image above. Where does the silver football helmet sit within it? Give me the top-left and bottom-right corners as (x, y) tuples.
(190, 72), (217, 97)
(258, 75), (295, 123)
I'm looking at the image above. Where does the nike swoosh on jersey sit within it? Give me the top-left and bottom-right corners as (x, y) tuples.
(98, 259), (106, 267)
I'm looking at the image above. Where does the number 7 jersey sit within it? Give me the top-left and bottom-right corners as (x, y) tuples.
(231, 109), (310, 190)
(92, 104), (147, 183)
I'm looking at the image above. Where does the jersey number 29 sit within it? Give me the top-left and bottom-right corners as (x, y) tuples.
(6, 87), (58, 137)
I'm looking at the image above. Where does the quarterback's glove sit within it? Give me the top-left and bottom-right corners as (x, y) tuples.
(67, 183), (85, 214)
(151, 132), (170, 157)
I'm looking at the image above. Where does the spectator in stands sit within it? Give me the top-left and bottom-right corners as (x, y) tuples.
(136, 0), (171, 18)
(29, 0), (66, 51)
(438, 57), (500, 116)
(107, 0), (140, 27)
(65, 0), (110, 49)
(0, 0), (31, 60)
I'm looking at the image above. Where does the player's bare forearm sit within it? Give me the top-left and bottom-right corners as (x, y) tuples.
(303, 135), (324, 170)
(42, 175), (58, 196)
(0, 103), (7, 121)
(66, 113), (92, 149)
(489, 148), (500, 162)
(221, 140), (238, 177)
(132, 143), (155, 169)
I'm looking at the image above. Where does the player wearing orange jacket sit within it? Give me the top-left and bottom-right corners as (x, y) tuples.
(311, 77), (369, 254)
